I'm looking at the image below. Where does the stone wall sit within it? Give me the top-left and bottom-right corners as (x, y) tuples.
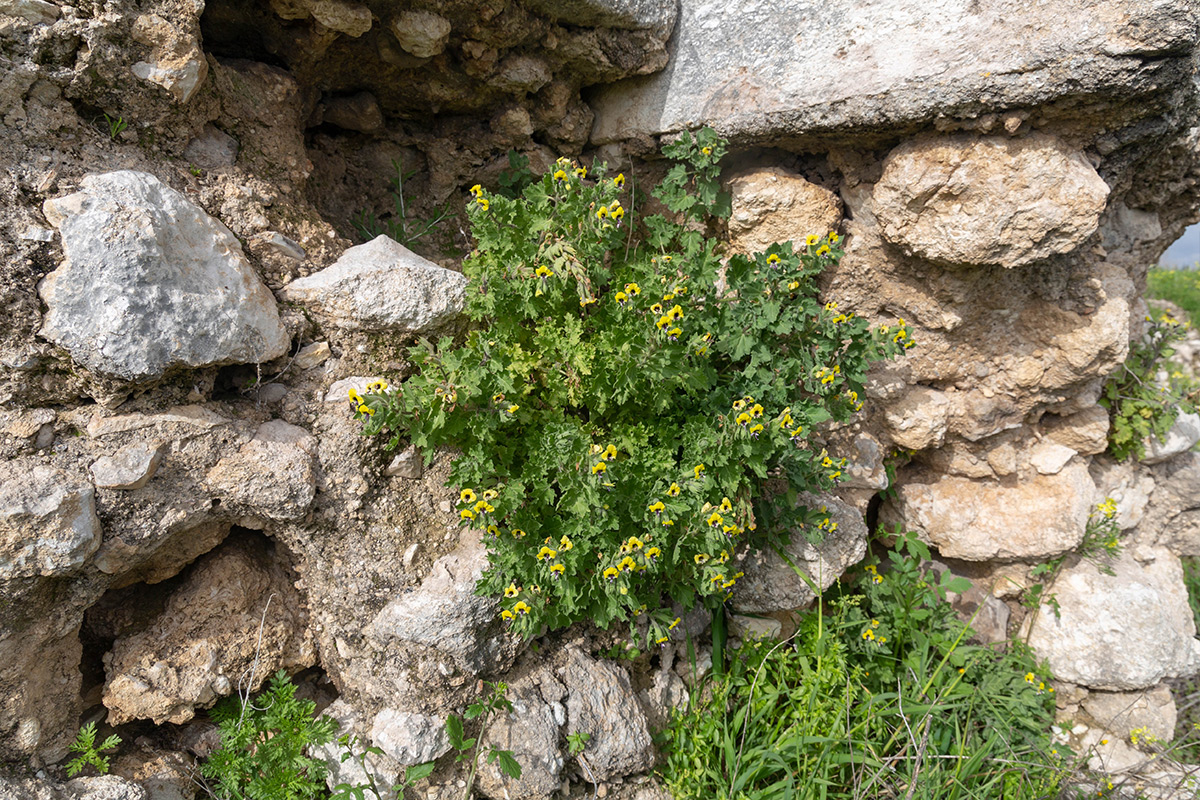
(1, 0), (1199, 797)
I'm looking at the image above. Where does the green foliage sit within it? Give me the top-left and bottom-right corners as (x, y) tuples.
(1100, 311), (1198, 461)
(352, 159), (453, 250)
(65, 722), (121, 778)
(352, 130), (909, 644)
(445, 681), (521, 800)
(103, 113), (127, 140)
(201, 670), (337, 800)
(1147, 266), (1200, 326)
(660, 532), (1069, 800)
(565, 732), (590, 757)
(497, 150), (536, 198)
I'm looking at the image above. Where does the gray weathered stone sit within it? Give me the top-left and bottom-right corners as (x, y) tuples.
(1025, 547), (1200, 690)
(293, 341), (331, 370)
(1136, 452), (1200, 556)
(204, 421), (318, 521)
(589, 0), (1196, 144)
(183, 124), (239, 170)
(873, 134), (1109, 268)
(477, 670), (564, 800)
(370, 708), (451, 767)
(385, 445), (423, 479)
(370, 532), (518, 674)
(90, 441), (166, 490)
(314, 700), (402, 799)
(130, 13), (208, 104)
(562, 648), (652, 782)
(1143, 411), (1200, 465)
(0, 0), (59, 23)
(0, 461), (101, 579)
(733, 493), (867, 613)
(521, 0), (676, 34)
(279, 236), (467, 334)
(39, 171), (289, 382)
(1081, 684), (1177, 743)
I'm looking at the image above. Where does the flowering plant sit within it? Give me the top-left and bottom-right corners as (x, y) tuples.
(354, 130), (909, 643)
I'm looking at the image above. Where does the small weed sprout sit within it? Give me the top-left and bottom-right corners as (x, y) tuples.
(1023, 499), (1124, 627)
(566, 731), (590, 756)
(445, 681), (521, 800)
(352, 159), (453, 250)
(65, 722), (121, 777)
(103, 113), (128, 141)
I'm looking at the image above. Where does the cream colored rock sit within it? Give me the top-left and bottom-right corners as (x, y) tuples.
(1025, 548), (1200, 690)
(883, 386), (950, 451)
(1136, 452), (1200, 556)
(882, 460), (1094, 560)
(390, 10), (451, 58)
(102, 536), (316, 725)
(0, 460), (101, 579)
(1042, 406), (1110, 456)
(130, 14), (208, 103)
(204, 421), (317, 521)
(727, 166), (841, 254)
(1081, 684), (1176, 743)
(1091, 457), (1156, 532)
(874, 133), (1110, 268)
(90, 441), (165, 490)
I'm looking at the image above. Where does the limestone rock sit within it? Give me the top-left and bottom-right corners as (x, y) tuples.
(370, 532), (519, 674)
(204, 421), (318, 521)
(1042, 406), (1110, 456)
(293, 341), (331, 370)
(733, 493), (867, 613)
(64, 776), (149, 800)
(477, 670), (565, 800)
(588, 0), (1195, 143)
(0, 460), (101, 579)
(313, 700), (403, 795)
(521, 0), (677, 34)
(882, 460), (1094, 561)
(1136, 452), (1200, 556)
(873, 134), (1109, 268)
(0, 0), (59, 24)
(727, 166), (842, 255)
(883, 386), (950, 451)
(562, 648), (652, 782)
(1091, 457), (1156, 532)
(323, 92), (384, 134)
(130, 13), (208, 103)
(279, 236), (467, 334)
(90, 441), (165, 490)
(183, 125), (239, 170)
(1025, 548), (1200, 690)
(385, 445), (423, 479)
(1081, 684), (1176, 743)
(39, 172), (289, 382)
(102, 535), (316, 725)
(389, 11), (451, 59)
(1028, 441), (1077, 476)
(370, 708), (451, 767)
(1142, 412), (1200, 465)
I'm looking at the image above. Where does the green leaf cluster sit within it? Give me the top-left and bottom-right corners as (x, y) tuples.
(65, 721), (121, 778)
(201, 670), (337, 800)
(353, 129), (909, 644)
(1100, 311), (1198, 461)
(661, 531), (1068, 800)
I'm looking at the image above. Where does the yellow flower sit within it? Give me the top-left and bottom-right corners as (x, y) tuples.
(648, 500), (665, 514)
(619, 556), (637, 572)
(806, 234), (819, 246)
(663, 293), (675, 302)
(476, 197), (490, 210)
(483, 489), (498, 500)
(500, 609), (514, 620)
(513, 601), (531, 615)
(487, 524), (500, 537)
(553, 169), (568, 182)
(862, 629), (875, 641)
(574, 166), (587, 178)
(558, 535), (573, 551)
(460, 489), (477, 503)
(668, 617), (681, 630)
(694, 464), (705, 479)
(650, 303), (664, 315)
(707, 512), (723, 527)
(469, 184), (483, 197)
(788, 280), (800, 291)
(766, 254), (781, 265)
(613, 173), (625, 187)
(645, 547), (661, 560)
(474, 500), (495, 513)
(655, 315), (670, 330)
(829, 232), (840, 243)
(592, 462), (607, 475)
(367, 379), (388, 392)
(603, 567), (619, 580)
(736, 412), (752, 426)
(512, 528), (526, 539)
(749, 424), (763, 436)
(732, 399), (746, 411)
(609, 202), (624, 220)
(504, 583), (520, 598)
(507, 404), (520, 414)
(667, 327), (682, 340)
(662, 519), (674, 526)
(460, 509), (475, 520)
(627, 537), (644, 551)
(656, 635), (668, 644)
(537, 546), (557, 561)
(550, 563), (565, 577)
(535, 265), (554, 278)
(668, 304), (683, 321)
(694, 553), (709, 565)
(720, 497), (733, 513)
(601, 444), (618, 461)
(667, 482), (681, 497)
(596, 206), (608, 220)
(348, 388), (362, 404)
(701, 146), (712, 155)
(817, 245), (831, 256)
(357, 404), (375, 416)
(750, 403), (763, 418)
(625, 282), (641, 296)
